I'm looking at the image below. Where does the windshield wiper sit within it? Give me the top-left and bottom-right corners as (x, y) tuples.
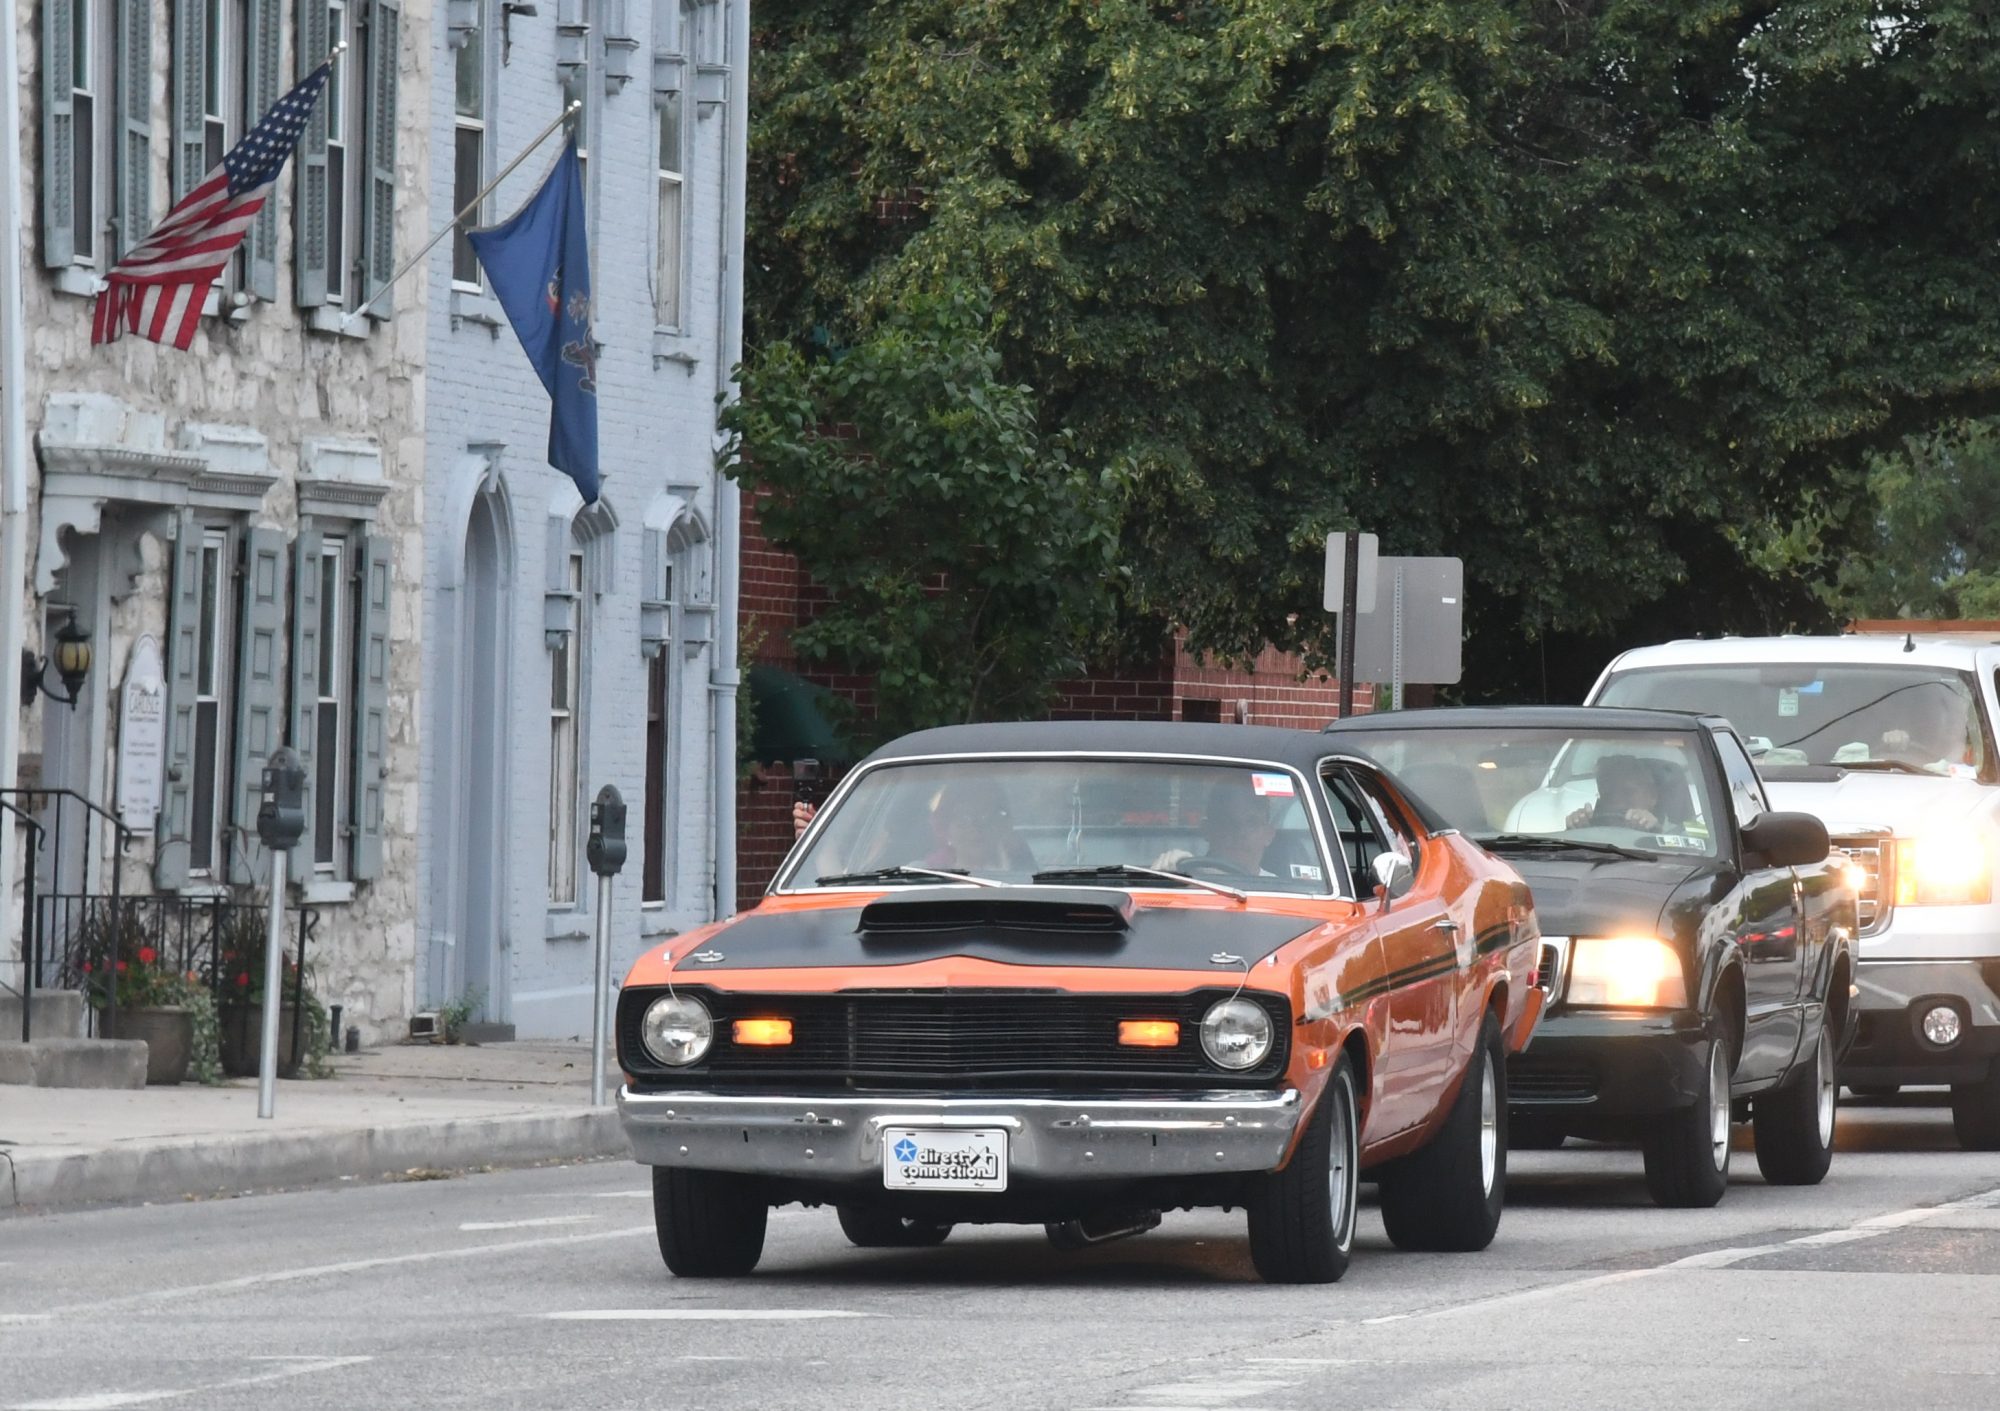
(1477, 834), (1661, 863)
(814, 864), (1004, 889)
(1835, 759), (1938, 776)
(1033, 864), (1248, 904)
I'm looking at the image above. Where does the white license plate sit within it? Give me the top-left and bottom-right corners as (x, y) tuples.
(880, 1127), (1008, 1192)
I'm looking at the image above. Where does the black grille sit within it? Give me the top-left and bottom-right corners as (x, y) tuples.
(618, 986), (1290, 1088)
(1507, 1055), (1597, 1103)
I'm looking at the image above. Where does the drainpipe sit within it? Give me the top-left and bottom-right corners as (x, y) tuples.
(709, 0), (749, 919)
(0, 0), (35, 973)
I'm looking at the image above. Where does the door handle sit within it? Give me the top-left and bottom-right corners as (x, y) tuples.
(1432, 918), (1459, 933)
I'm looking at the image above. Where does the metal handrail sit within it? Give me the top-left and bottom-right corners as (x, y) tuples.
(0, 786), (138, 849)
(1, 797), (45, 1041)
(2, 787), (135, 1039)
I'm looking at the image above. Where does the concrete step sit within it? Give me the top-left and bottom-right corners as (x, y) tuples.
(0, 989), (88, 1041)
(0, 1037), (148, 1088)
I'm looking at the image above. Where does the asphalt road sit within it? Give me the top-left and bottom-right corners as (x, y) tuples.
(4, 1093), (1999, 1411)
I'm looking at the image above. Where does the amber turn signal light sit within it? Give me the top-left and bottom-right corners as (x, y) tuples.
(731, 1018), (794, 1046)
(1118, 1019), (1181, 1048)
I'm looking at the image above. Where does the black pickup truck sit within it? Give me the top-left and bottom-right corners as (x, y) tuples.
(1325, 707), (1857, 1208)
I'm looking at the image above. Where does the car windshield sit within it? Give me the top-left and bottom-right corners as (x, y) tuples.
(1597, 664), (1991, 780)
(786, 757), (1333, 894)
(1354, 728), (1722, 859)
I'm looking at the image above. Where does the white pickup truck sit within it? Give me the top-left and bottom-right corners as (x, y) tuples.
(1586, 627), (2000, 1151)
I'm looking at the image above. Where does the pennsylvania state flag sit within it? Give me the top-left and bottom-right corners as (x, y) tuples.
(467, 140), (600, 503)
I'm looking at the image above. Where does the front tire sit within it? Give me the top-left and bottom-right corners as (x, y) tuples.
(653, 1167), (767, 1277)
(1951, 1070), (2000, 1151)
(1377, 1013), (1508, 1253)
(1642, 1021), (1736, 1209)
(1753, 1023), (1838, 1186)
(836, 1207), (953, 1248)
(1247, 1052), (1361, 1283)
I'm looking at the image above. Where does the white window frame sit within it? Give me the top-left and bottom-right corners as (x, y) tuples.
(189, 529), (235, 879)
(653, 93), (685, 331)
(312, 536), (356, 876)
(323, 0), (369, 307)
(450, 2), (487, 291)
(547, 549), (584, 906)
(68, 0), (106, 267)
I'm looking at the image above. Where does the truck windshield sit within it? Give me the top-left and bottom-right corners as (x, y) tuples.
(785, 757), (1332, 894)
(1357, 728), (1721, 859)
(1597, 665), (1990, 780)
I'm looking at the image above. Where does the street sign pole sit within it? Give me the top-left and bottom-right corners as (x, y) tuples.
(257, 866), (287, 1119)
(1338, 530), (1360, 719)
(1390, 563), (1406, 712)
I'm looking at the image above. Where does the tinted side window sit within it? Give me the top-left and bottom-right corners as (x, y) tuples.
(1711, 730), (1769, 828)
(1319, 766), (1391, 895)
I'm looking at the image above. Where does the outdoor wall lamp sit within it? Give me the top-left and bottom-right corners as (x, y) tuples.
(20, 617), (93, 709)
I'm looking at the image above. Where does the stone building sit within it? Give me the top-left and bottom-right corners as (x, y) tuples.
(417, 0), (745, 1038)
(6, 0), (429, 1044)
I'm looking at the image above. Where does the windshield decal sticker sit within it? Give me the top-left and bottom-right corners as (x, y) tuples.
(1290, 862), (1324, 881)
(1250, 772), (1296, 797)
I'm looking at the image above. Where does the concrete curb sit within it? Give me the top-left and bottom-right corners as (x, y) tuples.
(1, 1108), (632, 1211)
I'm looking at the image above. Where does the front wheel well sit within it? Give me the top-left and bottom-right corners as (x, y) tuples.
(1712, 964), (1747, 1058)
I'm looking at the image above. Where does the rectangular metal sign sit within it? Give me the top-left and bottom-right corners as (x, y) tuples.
(1350, 557), (1464, 685)
(1322, 532), (1379, 614)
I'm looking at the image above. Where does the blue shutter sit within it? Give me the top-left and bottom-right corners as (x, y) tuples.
(115, 0), (154, 257)
(229, 529), (288, 886)
(155, 515), (204, 890)
(358, 0), (400, 315)
(294, 0), (331, 306)
(40, 0), (78, 268)
(170, 0), (207, 200)
(351, 533), (391, 880)
(243, 0), (284, 300)
(287, 527), (324, 884)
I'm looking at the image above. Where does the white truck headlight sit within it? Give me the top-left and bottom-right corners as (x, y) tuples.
(1200, 998), (1274, 1071)
(1566, 936), (1688, 1009)
(641, 994), (713, 1066)
(1894, 833), (1994, 907)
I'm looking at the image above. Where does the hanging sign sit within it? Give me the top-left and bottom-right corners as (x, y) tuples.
(117, 634), (167, 830)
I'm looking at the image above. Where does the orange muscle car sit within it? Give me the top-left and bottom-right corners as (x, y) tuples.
(615, 721), (1544, 1283)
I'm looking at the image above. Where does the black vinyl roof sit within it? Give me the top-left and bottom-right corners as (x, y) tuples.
(1321, 705), (1723, 734)
(864, 719), (1360, 772)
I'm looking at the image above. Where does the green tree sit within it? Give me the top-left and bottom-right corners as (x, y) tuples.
(722, 285), (1122, 741)
(746, 0), (2000, 699)
(1832, 419), (2000, 620)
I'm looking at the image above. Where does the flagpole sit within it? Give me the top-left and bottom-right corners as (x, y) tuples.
(341, 100), (581, 329)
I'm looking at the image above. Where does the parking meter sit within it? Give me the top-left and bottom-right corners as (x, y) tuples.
(587, 785), (627, 877)
(256, 747), (307, 850)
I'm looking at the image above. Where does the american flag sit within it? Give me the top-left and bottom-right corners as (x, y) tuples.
(92, 57), (335, 350)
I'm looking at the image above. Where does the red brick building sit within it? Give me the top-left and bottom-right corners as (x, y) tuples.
(734, 499), (1385, 908)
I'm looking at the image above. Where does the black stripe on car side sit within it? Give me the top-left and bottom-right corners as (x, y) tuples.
(1308, 921), (1514, 1020)
(1475, 923), (1514, 956)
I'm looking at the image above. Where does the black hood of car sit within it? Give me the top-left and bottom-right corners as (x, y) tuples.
(680, 886), (1321, 974)
(1488, 852), (1724, 942)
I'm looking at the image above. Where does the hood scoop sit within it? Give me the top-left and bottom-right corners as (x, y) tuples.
(858, 886), (1134, 942)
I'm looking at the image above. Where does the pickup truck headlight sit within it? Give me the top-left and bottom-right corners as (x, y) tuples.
(1566, 936), (1688, 1009)
(640, 995), (713, 1066)
(1894, 834), (1994, 908)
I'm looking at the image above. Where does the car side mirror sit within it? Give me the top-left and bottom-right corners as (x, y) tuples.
(1371, 850), (1414, 907)
(1742, 810), (1830, 869)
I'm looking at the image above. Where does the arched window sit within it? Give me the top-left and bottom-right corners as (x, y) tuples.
(548, 496), (616, 906)
(640, 496), (707, 905)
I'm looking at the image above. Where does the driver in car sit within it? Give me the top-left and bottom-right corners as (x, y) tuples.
(1567, 755), (1663, 831)
(1154, 781), (1279, 876)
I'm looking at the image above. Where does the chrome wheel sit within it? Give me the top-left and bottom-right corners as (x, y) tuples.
(1327, 1068), (1358, 1251)
(1814, 1027), (1837, 1148)
(1707, 1036), (1732, 1171)
(1479, 1060), (1500, 1196)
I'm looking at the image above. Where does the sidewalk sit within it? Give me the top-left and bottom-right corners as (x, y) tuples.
(0, 1041), (632, 1211)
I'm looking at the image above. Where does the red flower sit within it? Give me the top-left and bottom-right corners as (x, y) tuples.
(236, 972), (250, 987)
(138, 945), (157, 965)
(115, 961), (128, 974)
(81, 961), (93, 973)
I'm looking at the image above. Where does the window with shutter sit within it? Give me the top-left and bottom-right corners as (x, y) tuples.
(229, 528), (288, 886)
(358, 0), (400, 316)
(243, 0), (282, 299)
(287, 526), (324, 884)
(155, 514), (206, 890)
(451, 1), (488, 288)
(40, 0), (80, 269)
(170, 0), (209, 200)
(293, 0), (331, 305)
(351, 534), (392, 880)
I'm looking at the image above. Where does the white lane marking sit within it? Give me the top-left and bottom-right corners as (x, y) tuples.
(1241, 1359), (1360, 1366)
(1362, 1268), (1656, 1325)
(1133, 1381), (1296, 1402)
(1661, 1246), (1790, 1269)
(457, 1215), (597, 1231)
(544, 1309), (871, 1322)
(0, 1315), (54, 1326)
(590, 1190), (652, 1198)
(35, 1226), (655, 1318)
(7, 1356), (371, 1411)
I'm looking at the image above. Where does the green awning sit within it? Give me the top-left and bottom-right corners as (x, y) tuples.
(746, 663), (851, 764)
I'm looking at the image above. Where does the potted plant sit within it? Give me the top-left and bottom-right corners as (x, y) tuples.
(212, 901), (325, 1078)
(80, 910), (221, 1085)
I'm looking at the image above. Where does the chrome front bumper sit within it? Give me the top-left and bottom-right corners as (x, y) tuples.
(617, 1087), (1305, 1181)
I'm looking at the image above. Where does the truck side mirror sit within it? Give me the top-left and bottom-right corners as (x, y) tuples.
(1742, 811), (1830, 869)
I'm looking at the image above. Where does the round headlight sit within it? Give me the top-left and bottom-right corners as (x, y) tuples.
(1921, 1004), (1963, 1049)
(641, 994), (713, 1067)
(1200, 998), (1274, 1071)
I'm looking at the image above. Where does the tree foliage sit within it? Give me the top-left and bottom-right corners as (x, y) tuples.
(746, 0), (2000, 698)
(1831, 419), (2000, 620)
(722, 286), (1122, 741)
